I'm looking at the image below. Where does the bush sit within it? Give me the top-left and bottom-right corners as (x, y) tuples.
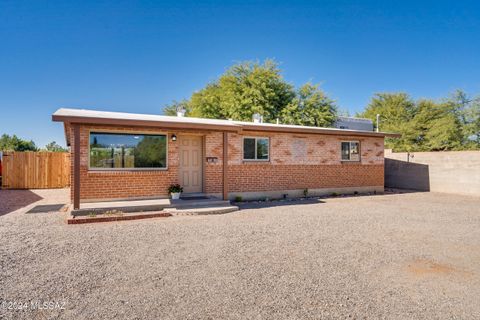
(168, 184), (183, 193)
(234, 195), (243, 202)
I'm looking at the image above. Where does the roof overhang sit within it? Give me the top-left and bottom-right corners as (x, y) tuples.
(52, 114), (241, 133)
(52, 108), (400, 139)
(240, 123), (400, 138)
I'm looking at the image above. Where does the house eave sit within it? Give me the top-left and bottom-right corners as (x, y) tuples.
(240, 124), (400, 138)
(52, 108), (401, 138)
(52, 114), (242, 133)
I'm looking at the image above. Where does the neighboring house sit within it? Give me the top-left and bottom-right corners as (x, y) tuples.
(52, 108), (398, 209)
(334, 116), (374, 131)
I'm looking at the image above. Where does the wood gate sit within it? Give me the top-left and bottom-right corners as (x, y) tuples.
(1, 151), (70, 189)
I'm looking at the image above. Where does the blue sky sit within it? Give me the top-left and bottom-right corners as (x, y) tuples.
(1, 0), (479, 148)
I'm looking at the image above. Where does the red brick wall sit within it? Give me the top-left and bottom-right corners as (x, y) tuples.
(227, 131), (384, 193)
(71, 125), (224, 202)
(228, 163), (383, 192)
(70, 124), (385, 202)
(204, 132), (224, 194)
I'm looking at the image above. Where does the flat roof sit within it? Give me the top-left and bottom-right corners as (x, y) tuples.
(52, 108), (400, 138)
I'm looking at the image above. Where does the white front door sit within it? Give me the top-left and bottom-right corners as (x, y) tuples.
(178, 135), (203, 193)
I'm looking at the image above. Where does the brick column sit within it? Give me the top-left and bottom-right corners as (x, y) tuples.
(223, 132), (228, 200)
(73, 124), (81, 209)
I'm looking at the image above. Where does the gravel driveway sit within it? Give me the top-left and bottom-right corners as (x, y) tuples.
(1, 191), (480, 319)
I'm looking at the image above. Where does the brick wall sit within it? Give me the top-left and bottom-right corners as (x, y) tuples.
(204, 132), (224, 194)
(70, 124), (384, 202)
(227, 131), (384, 193)
(71, 125), (224, 202)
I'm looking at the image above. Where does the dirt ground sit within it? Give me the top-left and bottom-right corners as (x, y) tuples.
(0, 188), (70, 216)
(1, 189), (479, 319)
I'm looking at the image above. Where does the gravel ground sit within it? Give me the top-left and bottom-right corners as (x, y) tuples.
(1, 190), (480, 319)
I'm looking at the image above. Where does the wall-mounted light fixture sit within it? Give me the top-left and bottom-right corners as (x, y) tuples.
(171, 134), (177, 141)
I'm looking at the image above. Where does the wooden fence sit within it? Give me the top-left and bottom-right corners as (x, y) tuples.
(1, 151), (70, 189)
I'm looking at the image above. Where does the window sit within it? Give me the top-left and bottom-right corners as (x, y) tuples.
(341, 141), (360, 161)
(243, 137), (269, 161)
(89, 132), (167, 169)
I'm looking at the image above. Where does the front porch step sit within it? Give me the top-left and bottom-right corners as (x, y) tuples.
(167, 205), (239, 216)
(67, 204), (239, 224)
(68, 211), (170, 224)
(71, 197), (231, 217)
(72, 203), (170, 217)
(167, 199), (231, 209)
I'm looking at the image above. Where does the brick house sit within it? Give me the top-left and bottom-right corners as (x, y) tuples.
(53, 108), (398, 209)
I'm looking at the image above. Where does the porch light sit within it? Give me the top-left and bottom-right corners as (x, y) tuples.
(171, 134), (177, 141)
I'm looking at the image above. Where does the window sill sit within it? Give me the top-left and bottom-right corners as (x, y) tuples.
(242, 160), (270, 163)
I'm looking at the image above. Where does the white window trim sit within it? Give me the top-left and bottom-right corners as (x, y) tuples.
(341, 140), (361, 162)
(88, 130), (169, 171)
(242, 136), (270, 162)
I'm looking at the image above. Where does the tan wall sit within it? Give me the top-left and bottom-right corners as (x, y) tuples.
(71, 124), (385, 202)
(385, 149), (480, 196)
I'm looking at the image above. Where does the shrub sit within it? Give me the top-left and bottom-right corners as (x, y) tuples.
(234, 195), (243, 202)
(303, 188), (309, 197)
(168, 184), (183, 194)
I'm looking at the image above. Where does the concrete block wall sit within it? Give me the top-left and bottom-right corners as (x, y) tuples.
(385, 149), (480, 196)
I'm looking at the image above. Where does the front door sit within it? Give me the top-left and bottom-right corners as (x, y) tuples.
(178, 135), (203, 193)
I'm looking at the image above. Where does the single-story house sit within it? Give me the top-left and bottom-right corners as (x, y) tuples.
(52, 108), (399, 209)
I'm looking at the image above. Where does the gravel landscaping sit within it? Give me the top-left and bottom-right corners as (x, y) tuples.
(1, 190), (480, 319)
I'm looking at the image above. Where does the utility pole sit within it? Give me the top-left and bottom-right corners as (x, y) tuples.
(376, 114), (380, 132)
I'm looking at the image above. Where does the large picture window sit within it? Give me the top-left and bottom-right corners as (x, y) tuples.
(243, 137), (269, 161)
(341, 141), (360, 161)
(89, 132), (167, 169)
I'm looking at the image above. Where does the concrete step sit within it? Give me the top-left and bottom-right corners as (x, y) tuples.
(166, 205), (239, 216)
(167, 199), (231, 209)
(68, 204), (239, 224)
(72, 203), (170, 216)
(68, 211), (170, 224)
(72, 198), (230, 217)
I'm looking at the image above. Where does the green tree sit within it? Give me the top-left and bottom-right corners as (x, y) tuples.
(189, 83), (224, 118)
(413, 99), (463, 151)
(464, 97), (480, 147)
(163, 100), (191, 117)
(360, 91), (479, 152)
(280, 83), (337, 127)
(44, 141), (68, 152)
(163, 59), (338, 126)
(0, 134), (37, 151)
(360, 93), (417, 151)
(190, 60), (296, 122)
(446, 90), (480, 149)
